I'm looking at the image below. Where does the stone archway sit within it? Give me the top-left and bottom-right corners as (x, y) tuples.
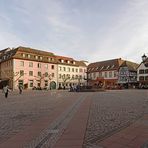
(50, 81), (56, 89)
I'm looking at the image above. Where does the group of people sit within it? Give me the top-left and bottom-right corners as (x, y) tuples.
(69, 85), (81, 92)
(2, 85), (23, 98)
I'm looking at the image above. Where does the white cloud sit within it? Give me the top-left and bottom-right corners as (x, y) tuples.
(0, 0), (148, 63)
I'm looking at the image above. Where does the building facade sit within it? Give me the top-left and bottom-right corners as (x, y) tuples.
(137, 54), (148, 88)
(87, 58), (124, 88)
(118, 61), (139, 88)
(56, 56), (87, 89)
(0, 46), (87, 90)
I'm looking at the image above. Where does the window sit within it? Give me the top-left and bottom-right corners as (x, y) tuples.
(72, 68), (74, 72)
(45, 64), (48, 69)
(114, 71), (117, 77)
(139, 69), (144, 74)
(99, 72), (102, 77)
(29, 80), (33, 87)
(100, 66), (104, 70)
(145, 76), (148, 81)
(20, 61), (24, 67)
(67, 67), (70, 72)
(145, 69), (148, 74)
(63, 67), (66, 71)
(62, 74), (65, 79)
(38, 63), (41, 68)
(106, 66), (110, 69)
(76, 69), (78, 72)
(59, 67), (62, 71)
(22, 53), (25, 57)
(52, 73), (54, 77)
(109, 71), (112, 78)
(51, 65), (54, 69)
(111, 65), (115, 69)
(44, 72), (48, 77)
(38, 72), (41, 76)
(66, 74), (70, 78)
(139, 76), (144, 81)
(28, 54), (31, 58)
(20, 70), (24, 76)
(29, 62), (33, 67)
(105, 72), (107, 78)
(29, 71), (33, 76)
(93, 73), (96, 79)
(79, 68), (83, 73)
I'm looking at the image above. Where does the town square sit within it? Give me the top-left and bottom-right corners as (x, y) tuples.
(0, 0), (148, 147)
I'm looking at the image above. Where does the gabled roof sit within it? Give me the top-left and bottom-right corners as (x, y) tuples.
(88, 58), (124, 72)
(16, 46), (55, 56)
(56, 55), (74, 61)
(76, 61), (87, 67)
(120, 61), (139, 71)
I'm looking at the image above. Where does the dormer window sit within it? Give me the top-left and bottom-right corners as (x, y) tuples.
(68, 61), (70, 64)
(106, 65), (110, 69)
(22, 53), (25, 57)
(111, 65), (115, 69)
(28, 54), (31, 58)
(35, 56), (38, 59)
(100, 66), (104, 70)
(61, 60), (64, 63)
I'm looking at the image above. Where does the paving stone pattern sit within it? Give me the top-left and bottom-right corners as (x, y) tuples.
(0, 90), (78, 144)
(83, 90), (148, 147)
(24, 94), (87, 148)
(0, 89), (148, 148)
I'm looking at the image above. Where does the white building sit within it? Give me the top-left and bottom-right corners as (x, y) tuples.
(137, 54), (148, 88)
(56, 56), (87, 89)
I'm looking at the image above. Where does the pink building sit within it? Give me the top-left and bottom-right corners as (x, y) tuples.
(0, 47), (58, 89)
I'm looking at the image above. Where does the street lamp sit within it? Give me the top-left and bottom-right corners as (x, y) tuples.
(142, 54), (147, 62)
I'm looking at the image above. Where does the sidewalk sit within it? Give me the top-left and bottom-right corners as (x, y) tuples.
(97, 114), (148, 148)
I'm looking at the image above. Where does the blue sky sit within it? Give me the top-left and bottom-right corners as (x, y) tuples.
(0, 0), (148, 63)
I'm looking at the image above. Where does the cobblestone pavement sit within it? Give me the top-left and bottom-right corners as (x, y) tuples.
(83, 89), (148, 147)
(0, 90), (82, 145)
(0, 89), (147, 148)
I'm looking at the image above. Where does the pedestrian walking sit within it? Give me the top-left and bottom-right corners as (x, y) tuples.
(3, 85), (10, 98)
(18, 85), (23, 94)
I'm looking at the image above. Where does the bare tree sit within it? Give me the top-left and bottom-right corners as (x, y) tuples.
(34, 72), (53, 88)
(61, 74), (72, 87)
(1, 70), (25, 89)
